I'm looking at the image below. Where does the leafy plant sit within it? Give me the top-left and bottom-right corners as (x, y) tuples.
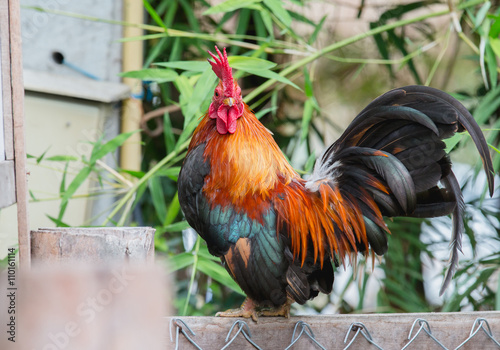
(25, 0), (499, 316)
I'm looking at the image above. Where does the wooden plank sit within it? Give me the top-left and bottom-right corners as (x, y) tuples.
(31, 227), (155, 265)
(9, 0), (30, 270)
(168, 312), (500, 350)
(1, 0), (14, 161)
(0, 160), (16, 208)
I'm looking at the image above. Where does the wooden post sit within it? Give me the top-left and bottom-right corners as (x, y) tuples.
(120, 0), (143, 172)
(30, 227), (155, 265)
(168, 312), (500, 350)
(0, 264), (170, 349)
(10, 0), (30, 271)
(1, 0), (30, 268)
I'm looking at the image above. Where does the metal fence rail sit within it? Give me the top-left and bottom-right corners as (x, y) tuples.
(167, 311), (500, 350)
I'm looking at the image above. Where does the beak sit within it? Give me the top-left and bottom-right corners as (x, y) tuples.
(223, 97), (235, 107)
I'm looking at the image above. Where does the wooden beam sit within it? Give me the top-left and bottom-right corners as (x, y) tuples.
(8, 0), (30, 269)
(168, 312), (500, 350)
(31, 227), (155, 265)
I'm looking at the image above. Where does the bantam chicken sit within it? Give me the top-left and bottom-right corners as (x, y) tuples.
(178, 46), (495, 321)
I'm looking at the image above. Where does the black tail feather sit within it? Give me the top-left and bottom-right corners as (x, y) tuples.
(316, 85), (494, 293)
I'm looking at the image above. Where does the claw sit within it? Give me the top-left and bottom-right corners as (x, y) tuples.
(216, 298), (259, 322)
(215, 298), (293, 322)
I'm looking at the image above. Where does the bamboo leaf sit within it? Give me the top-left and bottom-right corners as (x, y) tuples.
(444, 133), (464, 153)
(154, 61), (208, 72)
(309, 15), (327, 45)
(164, 221), (191, 232)
(164, 192), (180, 226)
(90, 130), (140, 164)
(197, 257), (245, 295)
(119, 68), (178, 83)
(168, 252), (195, 272)
(45, 155), (79, 162)
(46, 215), (71, 228)
(203, 0), (262, 15)
(60, 167), (92, 203)
(489, 37), (500, 58)
(473, 1), (491, 29)
(301, 99), (314, 141)
(228, 56), (277, 70)
(244, 68), (300, 90)
(149, 176), (168, 222)
(143, 0), (168, 31)
(163, 111), (176, 155)
(259, 8), (274, 38)
(263, 0), (291, 28)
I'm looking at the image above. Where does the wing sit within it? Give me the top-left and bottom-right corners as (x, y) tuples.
(179, 144), (292, 305)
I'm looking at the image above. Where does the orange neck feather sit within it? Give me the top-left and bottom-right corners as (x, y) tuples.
(189, 104), (298, 219)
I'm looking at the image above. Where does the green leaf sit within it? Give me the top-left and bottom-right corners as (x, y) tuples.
(90, 130), (140, 164)
(263, 0), (291, 27)
(163, 111), (176, 155)
(309, 15), (327, 45)
(244, 68), (300, 91)
(46, 215), (70, 228)
(143, 0), (168, 31)
(121, 169), (145, 179)
(474, 1), (491, 29)
(164, 221), (191, 232)
(164, 192), (180, 226)
(444, 133), (464, 153)
(155, 166), (181, 180)
(228, 56), (277, 70)
(154, 61), (209, 72)
(474, 84), (500, 124)
(259, 8), (274, 38)
(179, 68), (217, 128)
(254, 106), (277, 119)
(303, 68), (314, 98)
(60, 167), (92, 203)
(149, 176), (167, 222)
(45, 155), (79, 162)
(196, 257), (245, 295)
(168, 252), (195, 272)
(489, 143), (500, 155)
(119, 68), (178, 83)
(489, 37), (500, 58)
(486, 42), (497, 89)
(301, 99), (314, 141)
(304, 152), (316, 173)
(203, 0), (262, 15)
(36, 147), (51, 164)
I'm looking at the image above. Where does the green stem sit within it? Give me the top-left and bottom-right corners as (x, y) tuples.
(182, 237), (201, 316)
(102, 139), (190, 225)
(244, 0), (487, 102)
(21, 6), (302, 55)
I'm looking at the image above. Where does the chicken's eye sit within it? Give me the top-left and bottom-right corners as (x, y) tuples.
(215, 91), (219, 97)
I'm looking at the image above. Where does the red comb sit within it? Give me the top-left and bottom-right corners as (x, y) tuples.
(208, 46), (234, 95)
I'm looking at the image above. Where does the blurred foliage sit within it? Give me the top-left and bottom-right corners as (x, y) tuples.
(26, 0), (500, 316)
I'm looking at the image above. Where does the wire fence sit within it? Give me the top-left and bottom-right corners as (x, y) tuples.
(168, 314), (500, 350)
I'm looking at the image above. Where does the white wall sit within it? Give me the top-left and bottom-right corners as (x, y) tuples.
(0, 40), (5, 162)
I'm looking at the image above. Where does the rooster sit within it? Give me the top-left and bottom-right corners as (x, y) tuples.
(178, 46), (495, 321)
